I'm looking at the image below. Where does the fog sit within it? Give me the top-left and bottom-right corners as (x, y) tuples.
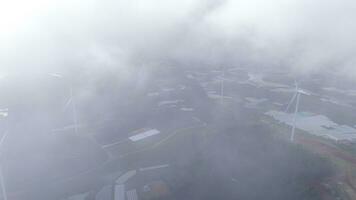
(1, 0), (356, 77)
(0, 0), (355, 199)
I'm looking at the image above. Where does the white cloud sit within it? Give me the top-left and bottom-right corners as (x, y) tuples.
(1, 0), (356, 77)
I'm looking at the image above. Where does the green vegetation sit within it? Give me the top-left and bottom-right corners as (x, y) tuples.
(338, 143), (356, 155)
(175, 126), (333, 200)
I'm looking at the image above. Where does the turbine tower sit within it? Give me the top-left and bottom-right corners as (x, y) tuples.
(285, 81), (310, 142)
(67, 87), (78, 135)
(220, 67), (225, 103)
(0, 131), (9, 200)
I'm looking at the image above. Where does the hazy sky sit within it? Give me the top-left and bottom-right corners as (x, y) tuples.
(0, 1), (350, 196)
(1, 0), (355, 78)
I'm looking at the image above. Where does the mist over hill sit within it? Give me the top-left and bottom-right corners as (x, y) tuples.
(0, 0), (355, 199)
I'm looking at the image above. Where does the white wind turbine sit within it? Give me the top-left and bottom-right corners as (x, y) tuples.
(0, 131), (9, 200)
(49, 73), (79, 135)
(285, 80), (310, 142)
(49, 73), (114, 161)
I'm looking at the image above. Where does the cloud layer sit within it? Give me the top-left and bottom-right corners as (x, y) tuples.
(1, 0), (356, 77)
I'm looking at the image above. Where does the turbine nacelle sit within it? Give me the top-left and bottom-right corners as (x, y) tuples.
(297, 89), (311, 96)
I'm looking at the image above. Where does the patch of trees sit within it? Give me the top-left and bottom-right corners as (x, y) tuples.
(170, 125), (334, 200)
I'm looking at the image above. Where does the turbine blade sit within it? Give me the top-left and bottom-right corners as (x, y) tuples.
(285, 91), (297, 113)
(0, 131), (9, 149)
(63, 97), (72, 111)
(48, 73), (63, 78)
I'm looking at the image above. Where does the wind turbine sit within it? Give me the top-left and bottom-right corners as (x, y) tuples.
(49, 73), (115, 163)
(285, 80), (310, 142)
(49, 73), (78, 135)
(0, 131), (9, 200)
